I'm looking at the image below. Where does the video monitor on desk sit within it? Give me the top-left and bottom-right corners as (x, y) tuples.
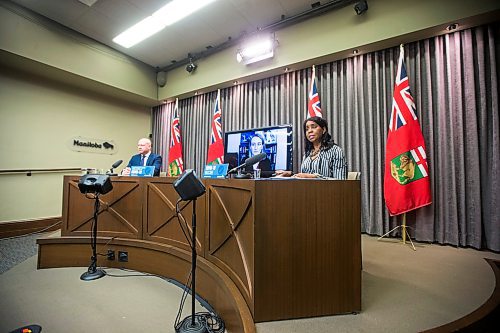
(224, 125), (293, 176)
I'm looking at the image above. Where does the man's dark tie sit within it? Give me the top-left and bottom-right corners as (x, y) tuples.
(140, 155), (145, 166)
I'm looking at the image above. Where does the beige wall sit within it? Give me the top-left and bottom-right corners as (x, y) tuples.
(0, 67), (151, 222)
(0, 2), (157, 105)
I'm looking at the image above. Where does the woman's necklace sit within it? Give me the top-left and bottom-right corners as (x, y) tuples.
(310, 147), (321, 159)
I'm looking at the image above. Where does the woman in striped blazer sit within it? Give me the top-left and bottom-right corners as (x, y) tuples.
(276, 116), (347, 179)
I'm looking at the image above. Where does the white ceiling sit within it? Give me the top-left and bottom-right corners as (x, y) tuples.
(9, 0), (351, 70)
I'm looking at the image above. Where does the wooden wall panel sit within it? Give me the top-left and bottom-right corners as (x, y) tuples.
(143, 177), (206, 254)
(62, 176), (143, 239)
(205, 180), (255, 313)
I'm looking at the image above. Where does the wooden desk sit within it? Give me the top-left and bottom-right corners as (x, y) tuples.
(46, 176), (361, 328)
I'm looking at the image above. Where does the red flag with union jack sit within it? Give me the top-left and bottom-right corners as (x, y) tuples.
(308, 65), (322, 118)
(168, 98), (184, 176)
(384, 46), (432, 216)
(206, 89), (224, 165)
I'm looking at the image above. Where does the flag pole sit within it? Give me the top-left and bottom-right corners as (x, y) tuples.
(402, 213), (406, 244)
(402, 213), (416, 250)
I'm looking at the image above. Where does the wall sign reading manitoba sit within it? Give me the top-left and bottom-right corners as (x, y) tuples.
(69, 136), (118, 155)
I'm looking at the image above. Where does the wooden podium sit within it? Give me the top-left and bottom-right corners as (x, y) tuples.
(40, 176), (361, 329)
(204, 178), (361, 322)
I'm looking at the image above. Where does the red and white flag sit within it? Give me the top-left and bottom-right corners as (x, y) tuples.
(206, 89), (224, 165)
(308, 65), (322, 118)
(384, 46), (432, 215)
(168, 98), (184, 176)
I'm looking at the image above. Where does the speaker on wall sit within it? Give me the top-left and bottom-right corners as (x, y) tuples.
(156, 71), (167, 87)
(78, 174), (113, 194)
(173, 169), (205, 201)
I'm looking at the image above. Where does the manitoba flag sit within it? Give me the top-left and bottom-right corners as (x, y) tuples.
(384, 46), (432, 216)
(206, 89), (224, 165)
(308, 65), (322, 118)
(168, 98), (184, 176)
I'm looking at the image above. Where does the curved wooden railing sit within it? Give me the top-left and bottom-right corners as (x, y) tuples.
(420, 258), (500, 332)
(37, 236), (256, 333)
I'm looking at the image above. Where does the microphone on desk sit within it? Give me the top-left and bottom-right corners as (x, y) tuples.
(107, 159), (123, 176)
(227, 153), (267, 175)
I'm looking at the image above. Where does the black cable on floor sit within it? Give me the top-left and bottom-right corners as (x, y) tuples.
(102, 266), (225, 332)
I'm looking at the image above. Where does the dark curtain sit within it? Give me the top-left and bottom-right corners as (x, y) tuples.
(153, 25), (499, 251)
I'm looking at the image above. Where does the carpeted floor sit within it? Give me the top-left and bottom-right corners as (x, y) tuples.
(0, 233), (499, 333)
(0, 233), (39, 274)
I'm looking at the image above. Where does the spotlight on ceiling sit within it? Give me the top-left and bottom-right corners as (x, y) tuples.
(185, 58), (197, 73)
(354, 0), (368, 15)
(236, 34), (277, 65)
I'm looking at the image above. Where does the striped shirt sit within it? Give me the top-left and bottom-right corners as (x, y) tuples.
(301, 144), (347, 179)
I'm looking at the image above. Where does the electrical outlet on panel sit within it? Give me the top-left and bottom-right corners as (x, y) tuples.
(107, 249), (115, 260)
(118, 251), (128, 262)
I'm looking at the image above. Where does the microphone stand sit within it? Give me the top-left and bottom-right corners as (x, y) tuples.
(80, 193), (105, 281)
(107, 167), (117, 176)
(233, 168), (251, 179)
(175, 198), (208, 333)
(107, 160), (123, 177)
(229, 153), (266, 179)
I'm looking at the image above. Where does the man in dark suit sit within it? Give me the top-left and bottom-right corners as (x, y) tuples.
(121, 138), (162, 176)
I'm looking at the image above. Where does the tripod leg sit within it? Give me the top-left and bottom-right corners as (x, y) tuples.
(378, 225), (401, 240)
(404, 227), (416, 251)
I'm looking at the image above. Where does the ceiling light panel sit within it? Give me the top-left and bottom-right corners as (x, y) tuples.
(113, 0), (217, 48)
(78, 0), (99, 7)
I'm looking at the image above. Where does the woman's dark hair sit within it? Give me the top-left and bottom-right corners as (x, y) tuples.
(303, 116), (334, 155)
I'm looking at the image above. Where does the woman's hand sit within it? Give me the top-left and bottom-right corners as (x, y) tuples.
(292, 173), (317, 178)
(274, 170), (292, 177)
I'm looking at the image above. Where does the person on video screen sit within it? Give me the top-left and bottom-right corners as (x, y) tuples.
(244, 133), (271, 174)
(275, 117), (347, 179)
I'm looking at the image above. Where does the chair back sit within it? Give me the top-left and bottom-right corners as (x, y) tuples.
(348, 171), (361, 180)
